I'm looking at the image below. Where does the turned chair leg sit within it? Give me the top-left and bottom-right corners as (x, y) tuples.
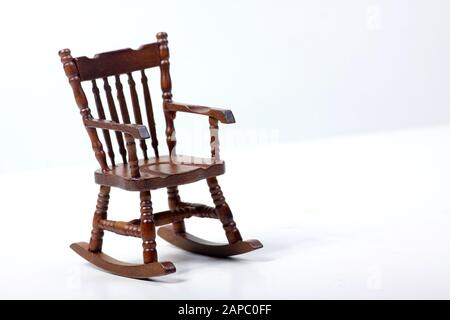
(207, 177), (243, 244)
(167, 186), (185, 233)
(140, 191), (157, 264)
(157, 178), (262, 258)
(70, 187), (176, 278)
(89, 185), (111, 252)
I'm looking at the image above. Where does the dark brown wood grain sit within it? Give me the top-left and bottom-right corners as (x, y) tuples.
(164, 110), (177, 159)
(158, 227), (263, 257)
(115, 75), (131, 124)
(164, 102), (236, 124)
(209, 117), (220, 160)
(207, 177), (243, 244)
(103, 77), (128, 163)
(96, 203), (217, 236)
(167, 186), (186, 233)
(140, 191), (157, 263)
(95, 156), (225, 191)
(157, 32), (172, 102)
(92, 80), (116, 166)
(92, 203), (217, 240)
(88, 185), (110, 252)
(84, 119), (150, 139)
(75, 43), (160, 81)
(59, 49), (109, 173)
(141, 70), (159, 158)
(70, 242), (175, 278)
(124, 133), (140, 178)
(60, 32), (262, 279)
(127, 72), (148, 159)
(157, 32), (177, 160)
(99, 218), (141, 237)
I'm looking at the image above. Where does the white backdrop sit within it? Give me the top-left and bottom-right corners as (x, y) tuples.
(0, 0), (449, 173)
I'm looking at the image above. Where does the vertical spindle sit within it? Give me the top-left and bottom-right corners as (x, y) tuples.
(141, 70), (159, 157)
(127, 72), (148, 160)
(115, 75), (131, 123)
(140, 191), (157, 263)
(125, 133), (140, 178)
(209, 117), (220, 161)
(115, 75), (140, 177)
(92, 79), (115, 166)
(157, 32), (176, 160)
(103, 77), (127, 163)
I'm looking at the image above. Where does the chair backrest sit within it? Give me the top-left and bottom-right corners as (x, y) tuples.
(59, 32), (173, 171)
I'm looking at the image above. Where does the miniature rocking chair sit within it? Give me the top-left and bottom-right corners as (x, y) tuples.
(59, 32), (262, 278)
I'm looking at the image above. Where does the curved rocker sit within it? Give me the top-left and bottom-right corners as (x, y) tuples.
(158, 226), (263, 257)
(70, 242), (176, 278)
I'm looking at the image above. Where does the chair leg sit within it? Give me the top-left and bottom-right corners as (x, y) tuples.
(157, 178), (262, 257)
(167, 186), (186, 233)
(207, 177), (243, 244)
(140, 191), (157, 263)
(70, 188), (175, 278)
(89, 185), (111, 252)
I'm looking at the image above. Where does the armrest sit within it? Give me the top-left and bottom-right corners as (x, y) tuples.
(164, 102), (235, 124)
(84, 119), (150, 139)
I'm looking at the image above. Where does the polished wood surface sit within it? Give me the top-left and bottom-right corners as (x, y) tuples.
(60, 32), (262, 279)
(158, 227), (263, 257)
(164, 102), (235, 124)
(102, 76), (128, 164)
(93, 202), (218, 238)
(71, 242), (175, 278)
(167, 186), (185, 233)
(88, 185), (110, 252)
(75, 43), (160, 81)
(84, 119), (150, 139)
(127, 72), (149, 159)
(207, 177), (242, 244)
(92, 80), (115, 166)
(141, 70), (159, 157)
(95, 156), (225, 191)
(140, 191), (157, 263)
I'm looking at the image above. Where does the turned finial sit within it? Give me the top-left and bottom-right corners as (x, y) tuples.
(58, 48), (89, 116)
(59, 48), (79, 81)
(156, 32), (168, 44)
(58, 48), (72, 61)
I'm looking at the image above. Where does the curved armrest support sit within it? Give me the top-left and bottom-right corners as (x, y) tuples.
(84, 119), (150, 140)
(164, 102), (235, 124)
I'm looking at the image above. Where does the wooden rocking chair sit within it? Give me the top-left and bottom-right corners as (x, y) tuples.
(59, 32), (262, 278)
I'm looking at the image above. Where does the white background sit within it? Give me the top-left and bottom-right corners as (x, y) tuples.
(0, 0), (449, 299)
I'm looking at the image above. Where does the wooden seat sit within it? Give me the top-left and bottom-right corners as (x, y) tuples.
(59, 32), (262, 279)
(95, 156), (225, 191)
